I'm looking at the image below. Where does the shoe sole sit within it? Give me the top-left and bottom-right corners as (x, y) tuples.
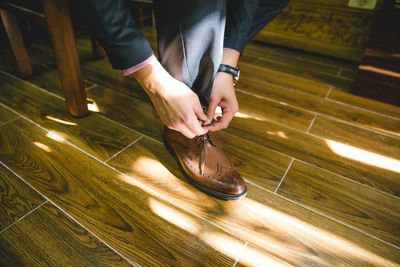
(163, 132), (247, 201)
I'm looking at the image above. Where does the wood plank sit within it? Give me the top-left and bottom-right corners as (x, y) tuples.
(329, 88), (400, 119)
(309, 115), (400, 161)
(82, 58), (150, 102)
(107, 136), (400, 266)
(0, 119), (241, 266)
(277, 160), (400, 247)
(87, 84), (314, 137)
(214, 131), (292, 191)
(239, 61), (330, 97)
(0, 202), (131, 266)
(86, 85), (164, 141)
(0, 72), (141, 161)
(0, 105), (18, 124)
(25, 67), (93, 97)
(237, 76), (400, 138)
(0, 162), (45, 232)
(226, 115), (400, 197)
(252, 57), (353, 89)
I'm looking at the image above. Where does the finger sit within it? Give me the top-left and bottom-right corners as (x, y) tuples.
(185, 113), (208, 136)
(193, 98), (207, 122)
(177, 124), (196, 139)
(209, 108), (235, 132)
(205, 98), (219, 124)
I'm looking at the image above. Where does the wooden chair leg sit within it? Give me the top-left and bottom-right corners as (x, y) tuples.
(41, 0), (89, 117)
(0, 9), (33, 78)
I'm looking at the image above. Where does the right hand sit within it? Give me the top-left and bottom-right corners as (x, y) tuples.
(133, 59), (208, 138)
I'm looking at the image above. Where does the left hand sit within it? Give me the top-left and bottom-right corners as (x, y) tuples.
(204, 72), (239, 131)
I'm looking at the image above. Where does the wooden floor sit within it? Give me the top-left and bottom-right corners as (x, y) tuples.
(0, 28), (399, 266)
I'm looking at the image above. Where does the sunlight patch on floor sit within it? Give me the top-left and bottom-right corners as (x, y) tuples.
(45, 115), (77, 126)
(326, 139), (400, 173)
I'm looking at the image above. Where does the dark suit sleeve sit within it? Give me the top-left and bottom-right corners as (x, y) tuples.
(77, 0), (153, 70)
(224, 0), (290, 53)
(224, 0), (259, 53)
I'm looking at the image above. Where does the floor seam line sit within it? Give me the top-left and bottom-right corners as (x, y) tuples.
(94, 113), (163, 145)
(274, 158), (294, 194)
(105, 135), (144, 163)
(237, 81), (400, 123)
(325, 86), (333, 99)
(232, 242), (248, 267)
(0, 161), (137, 266)
(336, 67), (343, 77)
(0, 70), (64, 101)
(85, 83), (98, 91)
(325, 96), (400, 120)
(0, 116), (20, 127)
(0, 200), (48, 235)
(306, 114), (318, 133)
(237, 88), (400, 139)
(246, 179), (400, 250)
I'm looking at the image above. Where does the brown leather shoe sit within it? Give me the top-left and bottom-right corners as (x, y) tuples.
(163, 127), (247, 200)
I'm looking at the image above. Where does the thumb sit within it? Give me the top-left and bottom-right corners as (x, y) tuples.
(206, 98), (219, 124)
(193, 98), (207, 122)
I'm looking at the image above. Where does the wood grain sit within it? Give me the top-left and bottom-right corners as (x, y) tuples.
(0, 72), (141, 161)
(0, 202), (132, 266)
(107, 136), (400, 266)
(0, 161), (45, 232)
(0, 119), (241, 266)
(278, 160), (400, 247)
(214, 130), (292, 191)
(0, 105), (17, 125)
(329, 88), (400, 119)
(239, 61), (330, 97)
(309, 115), (400, 160)
(251, 57), (353, 90)
(226, 115), (400, 197)
(86, 85), (164, 140)
(25, 67), (93, 97)
(237, 73), (400, 138)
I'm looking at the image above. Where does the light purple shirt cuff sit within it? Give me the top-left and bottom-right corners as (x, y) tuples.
(122, 54), (157, 76)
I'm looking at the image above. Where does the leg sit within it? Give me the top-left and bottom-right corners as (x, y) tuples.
(42, 0), (89, 117)
(153, 0), (226, 107)
(0, 9), (33, 78)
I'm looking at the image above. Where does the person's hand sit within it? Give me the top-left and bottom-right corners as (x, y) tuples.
(133, 59), (208, 138)
(205, 72), (239, 131)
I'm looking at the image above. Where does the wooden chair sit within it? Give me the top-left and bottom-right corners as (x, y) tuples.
(0, 0), (89, 117)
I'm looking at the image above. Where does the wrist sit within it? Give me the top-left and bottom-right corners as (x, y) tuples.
(132, 59), (172, 95)
(221, 48), (240, 67)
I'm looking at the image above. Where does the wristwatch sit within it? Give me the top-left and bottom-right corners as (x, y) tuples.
(218, 64), (240, 86)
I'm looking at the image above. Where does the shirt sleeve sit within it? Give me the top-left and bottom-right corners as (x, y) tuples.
(122, 54), (157, 76)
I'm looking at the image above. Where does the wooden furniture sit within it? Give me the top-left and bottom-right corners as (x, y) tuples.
(351, 0), (400, 105)
(0, 0), (89, 117)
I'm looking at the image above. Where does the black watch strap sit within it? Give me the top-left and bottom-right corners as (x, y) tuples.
(218, 64), (240, 85)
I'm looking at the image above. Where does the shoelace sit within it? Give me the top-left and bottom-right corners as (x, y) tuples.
(196, 134), (213, 175)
